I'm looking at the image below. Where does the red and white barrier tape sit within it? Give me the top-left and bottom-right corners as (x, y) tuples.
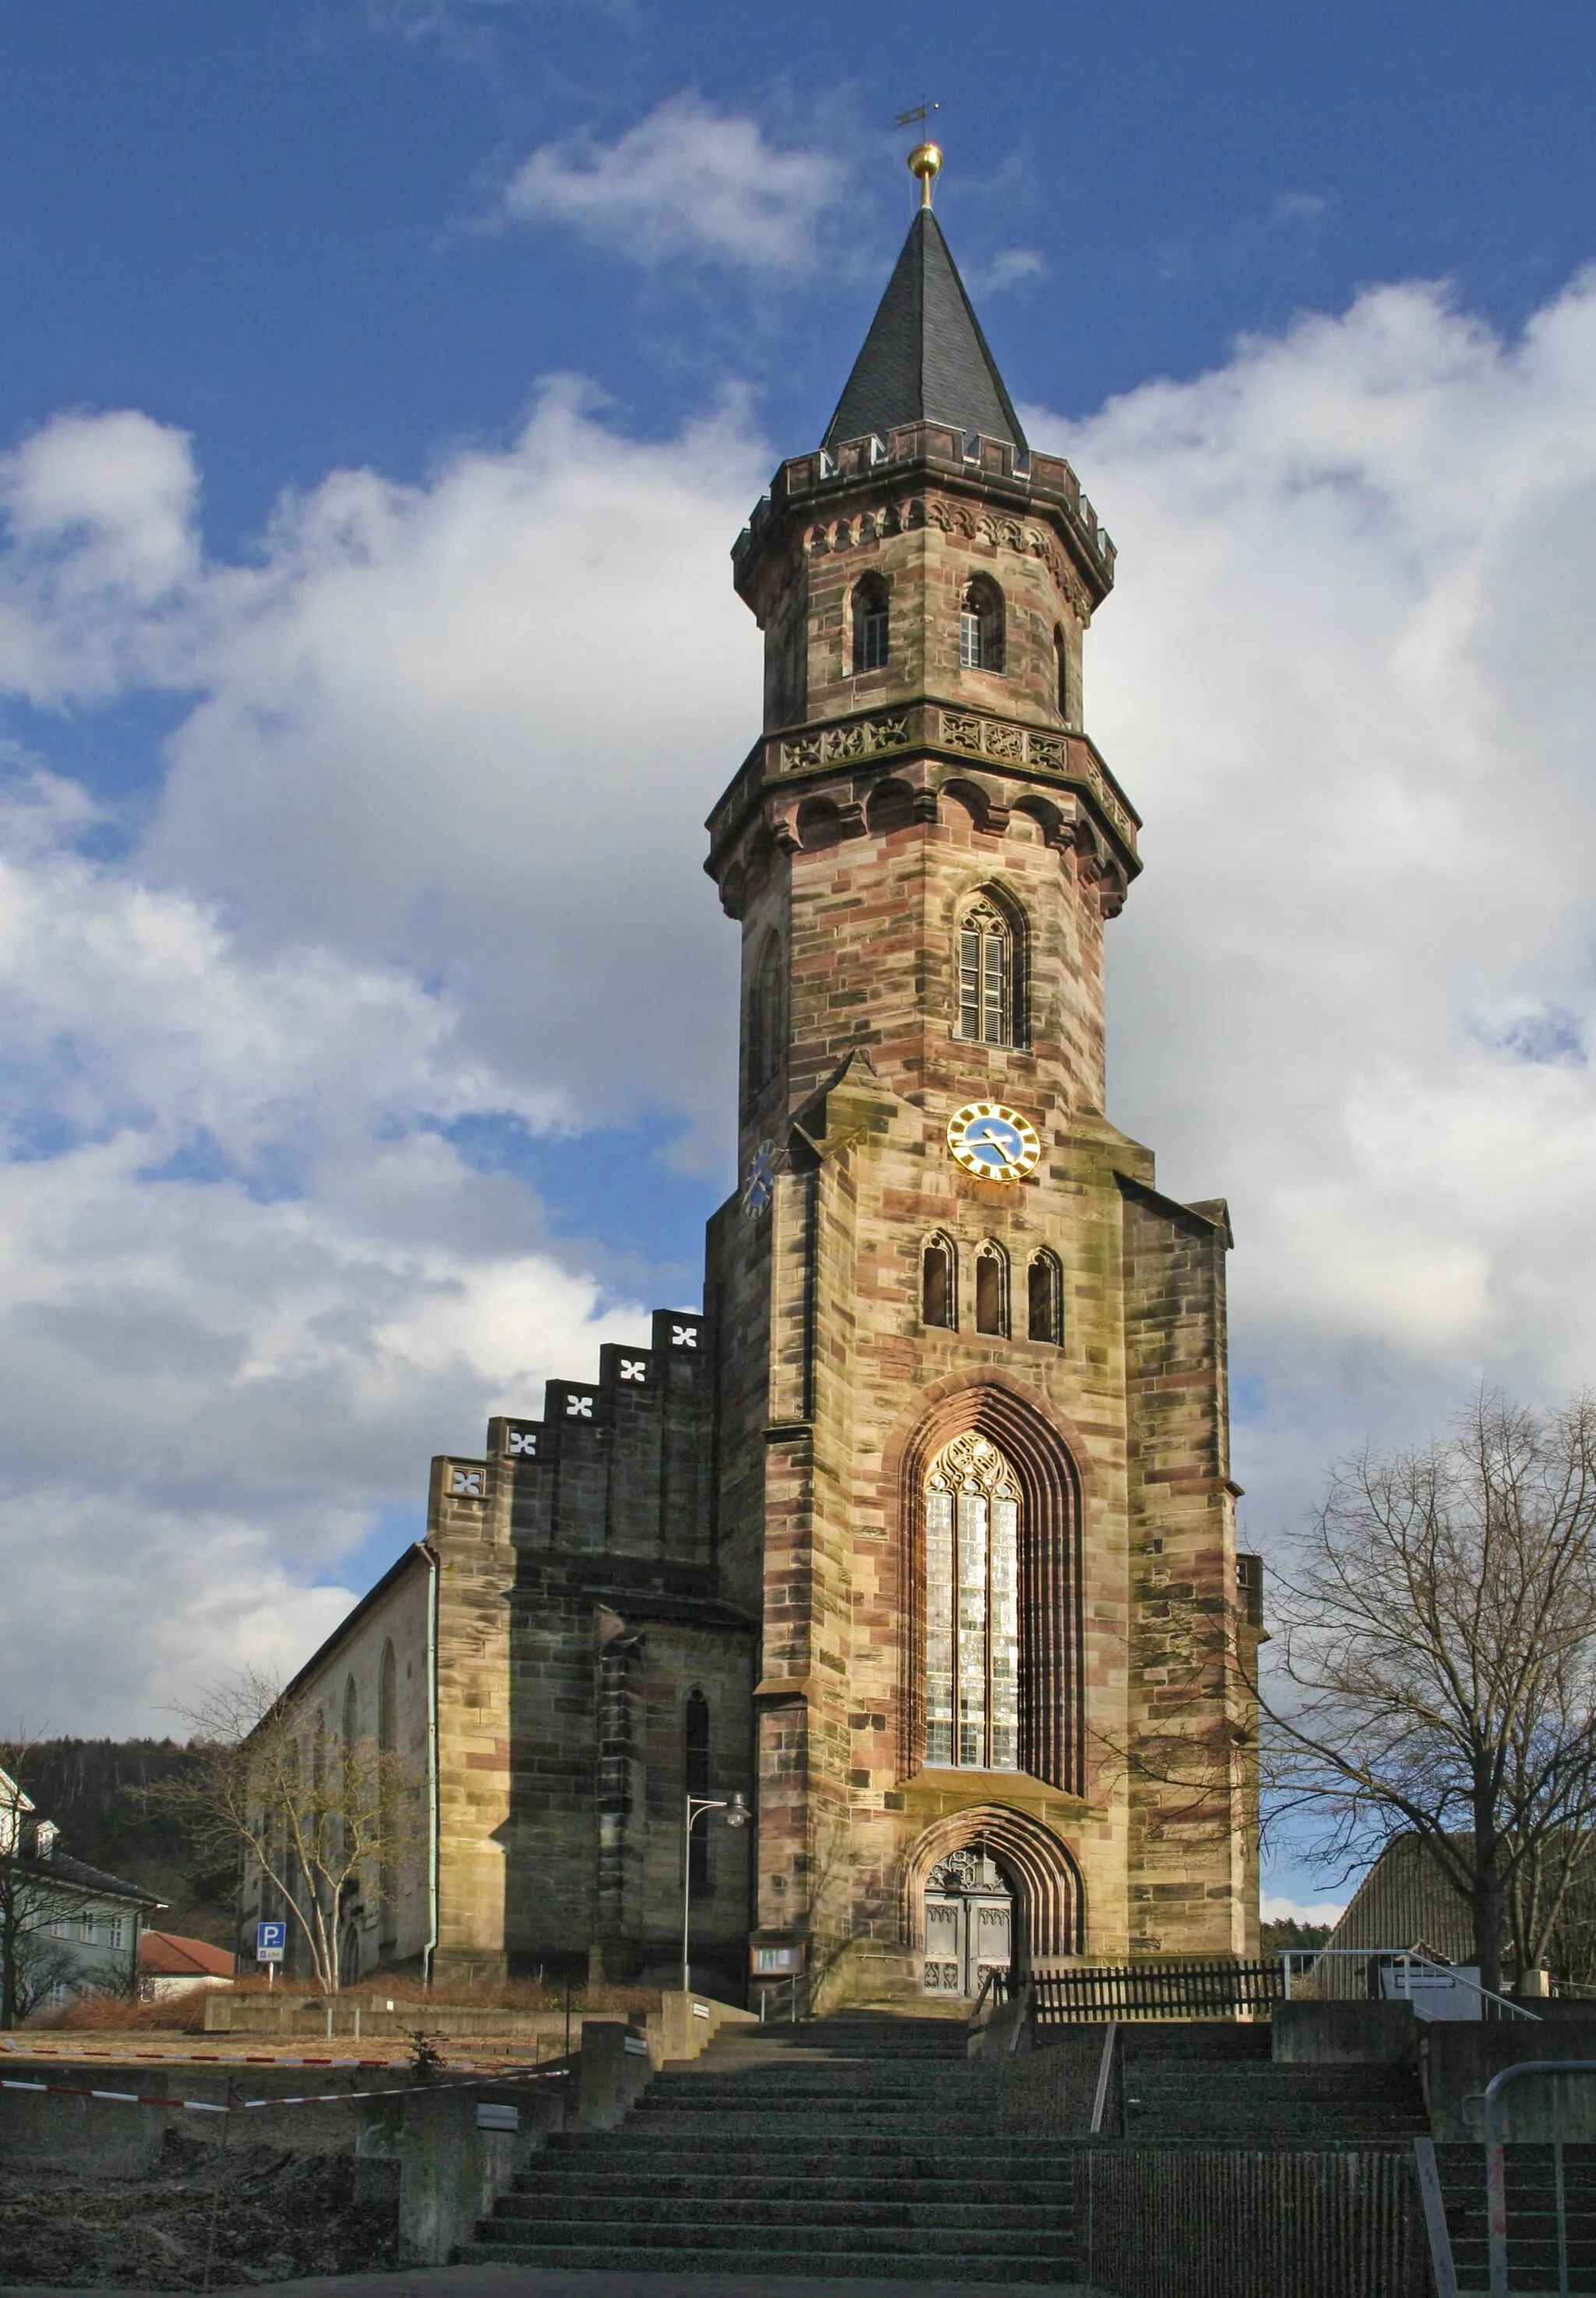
(0, 2038), (567, 2072)
(0, 2062), (570, 2115)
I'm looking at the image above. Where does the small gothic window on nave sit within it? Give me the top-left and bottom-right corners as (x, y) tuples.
(924, 1431), (1020, 1772)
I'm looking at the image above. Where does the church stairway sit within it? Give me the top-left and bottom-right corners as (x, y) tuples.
(458, 2013), (1080, 2281)
(1117, 2021), (1431, 2143)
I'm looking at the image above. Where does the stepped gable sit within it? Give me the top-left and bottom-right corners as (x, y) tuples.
(432, 1306), (730, 1575)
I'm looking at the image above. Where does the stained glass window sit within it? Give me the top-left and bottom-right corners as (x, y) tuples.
(923, 1432), (1021, 1772)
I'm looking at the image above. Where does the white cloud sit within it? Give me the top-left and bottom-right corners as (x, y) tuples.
(969, 248), (1047, 298)
(0, 384), (775, 1728)
(1025, 268), (1596, 1536)
(0, 806), (654, 1727)
(1261, 1897), (1346, 1929)
(0, 412), (201, 702)
(12, 263), (1596, 1727)
(496, 96), (842, 273)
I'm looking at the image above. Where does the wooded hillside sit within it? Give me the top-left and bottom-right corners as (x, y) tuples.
(5, 1739), (235, 1946)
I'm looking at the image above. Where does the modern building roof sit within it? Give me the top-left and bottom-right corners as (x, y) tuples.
(12, 1847), (166, 1907)
(823, 207), (1028, 458)
(140, 1929), (235, 1979)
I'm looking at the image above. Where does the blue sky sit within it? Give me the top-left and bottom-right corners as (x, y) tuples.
(5, 2), (1596, 1920)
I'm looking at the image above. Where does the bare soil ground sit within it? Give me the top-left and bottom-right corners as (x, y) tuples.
(0, 2134), (397, 2290)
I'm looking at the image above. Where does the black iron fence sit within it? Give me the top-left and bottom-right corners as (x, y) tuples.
(1011, 1959), (1286, 2023)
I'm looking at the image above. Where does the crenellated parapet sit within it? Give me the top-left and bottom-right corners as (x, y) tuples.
(733, 424), (1115, 622)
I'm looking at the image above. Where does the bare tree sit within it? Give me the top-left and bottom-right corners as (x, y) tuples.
(1262, 1387), (1596, 1996)
(0, 1745), (105, 2029)
(166, 1669), (422, 1996)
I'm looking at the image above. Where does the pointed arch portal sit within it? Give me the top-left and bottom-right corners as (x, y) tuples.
(904, 1804), (1084, 1977)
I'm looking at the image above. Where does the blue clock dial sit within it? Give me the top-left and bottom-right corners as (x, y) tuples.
(945, 1101), (1041, 1183)
(740, 1140), (779, 1221)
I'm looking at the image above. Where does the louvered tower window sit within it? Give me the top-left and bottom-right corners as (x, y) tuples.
(959, 898), (1012, 1045)
(924, 1433), (1020, 1771)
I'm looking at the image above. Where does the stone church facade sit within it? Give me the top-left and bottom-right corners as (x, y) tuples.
(259, 172), (1262, 2009)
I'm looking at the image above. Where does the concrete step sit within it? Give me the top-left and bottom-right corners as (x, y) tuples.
(510, 2172), (1072, 2204)
(491, 2197), (1074, 2232)
(452, 2244), (1073, 2279)
(639, 2084), (978, 2107)
(548, 2133), (1069, 2163)
(644, 2095), (983, 2114)
(475, 2219), (1068, 2259)
(1125, 2069), (1420, 2095)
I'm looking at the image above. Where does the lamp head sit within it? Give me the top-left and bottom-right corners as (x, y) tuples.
(725, 1791), (750, 1829)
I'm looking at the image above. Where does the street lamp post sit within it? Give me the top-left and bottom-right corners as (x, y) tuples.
(682, 1791), (748, 1996)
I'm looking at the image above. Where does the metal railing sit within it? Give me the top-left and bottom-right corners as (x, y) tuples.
(1284, 1945), (1541, 2022)
(1479, 2059), (1596, 2297)
(756, 1972), (804, 2024)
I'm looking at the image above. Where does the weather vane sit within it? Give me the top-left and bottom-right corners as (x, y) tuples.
(894, 98), (943, 210)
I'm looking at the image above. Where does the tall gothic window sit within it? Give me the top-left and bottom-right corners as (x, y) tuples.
(378, 1640), (398, 1948)
(747, 934), (783, 1093)
(974, 1241), (1008, 1337)
(924, 1433), (1020, 1770)
(959, 577), (1005, 672)
(685, 1688), (711, 1896)
(853, 574), (889, 673)
(1028, 1250), (1063, 1345)
(1054, 625), (1070, 721)
(922, 1233), (956, 1328)
(958, 896), (1013, 1045)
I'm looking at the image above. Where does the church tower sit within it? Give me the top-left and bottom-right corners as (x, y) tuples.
(254, 147), (1261, 2009)
(704, 147), (1259, 2004)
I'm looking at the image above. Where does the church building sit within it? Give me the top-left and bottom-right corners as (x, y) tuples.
(253, 148), (1262, 2010)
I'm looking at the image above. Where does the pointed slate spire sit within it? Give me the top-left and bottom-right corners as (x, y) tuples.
(823, 207), (1028, 458)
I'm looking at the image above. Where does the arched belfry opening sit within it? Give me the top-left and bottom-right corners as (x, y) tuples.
(900, 1385), (1085, 1797)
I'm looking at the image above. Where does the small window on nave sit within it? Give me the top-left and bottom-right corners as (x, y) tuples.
(957, 896), (1014, 1046)
(924, 1432), (1020, 1771)
(853, 574), (889, 673)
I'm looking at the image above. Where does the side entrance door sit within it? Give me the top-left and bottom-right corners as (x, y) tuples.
(921, 1851), (1013, 1997)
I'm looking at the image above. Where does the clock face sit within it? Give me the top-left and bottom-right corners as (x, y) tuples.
(946, 1101), (1041, 1183)
(740, 1139), (779, 1221)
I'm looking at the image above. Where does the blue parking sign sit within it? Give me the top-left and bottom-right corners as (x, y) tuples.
(256, 1920), (286, 1964)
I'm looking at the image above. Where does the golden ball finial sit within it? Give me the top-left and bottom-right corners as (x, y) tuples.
(908, 140), (942, 210)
